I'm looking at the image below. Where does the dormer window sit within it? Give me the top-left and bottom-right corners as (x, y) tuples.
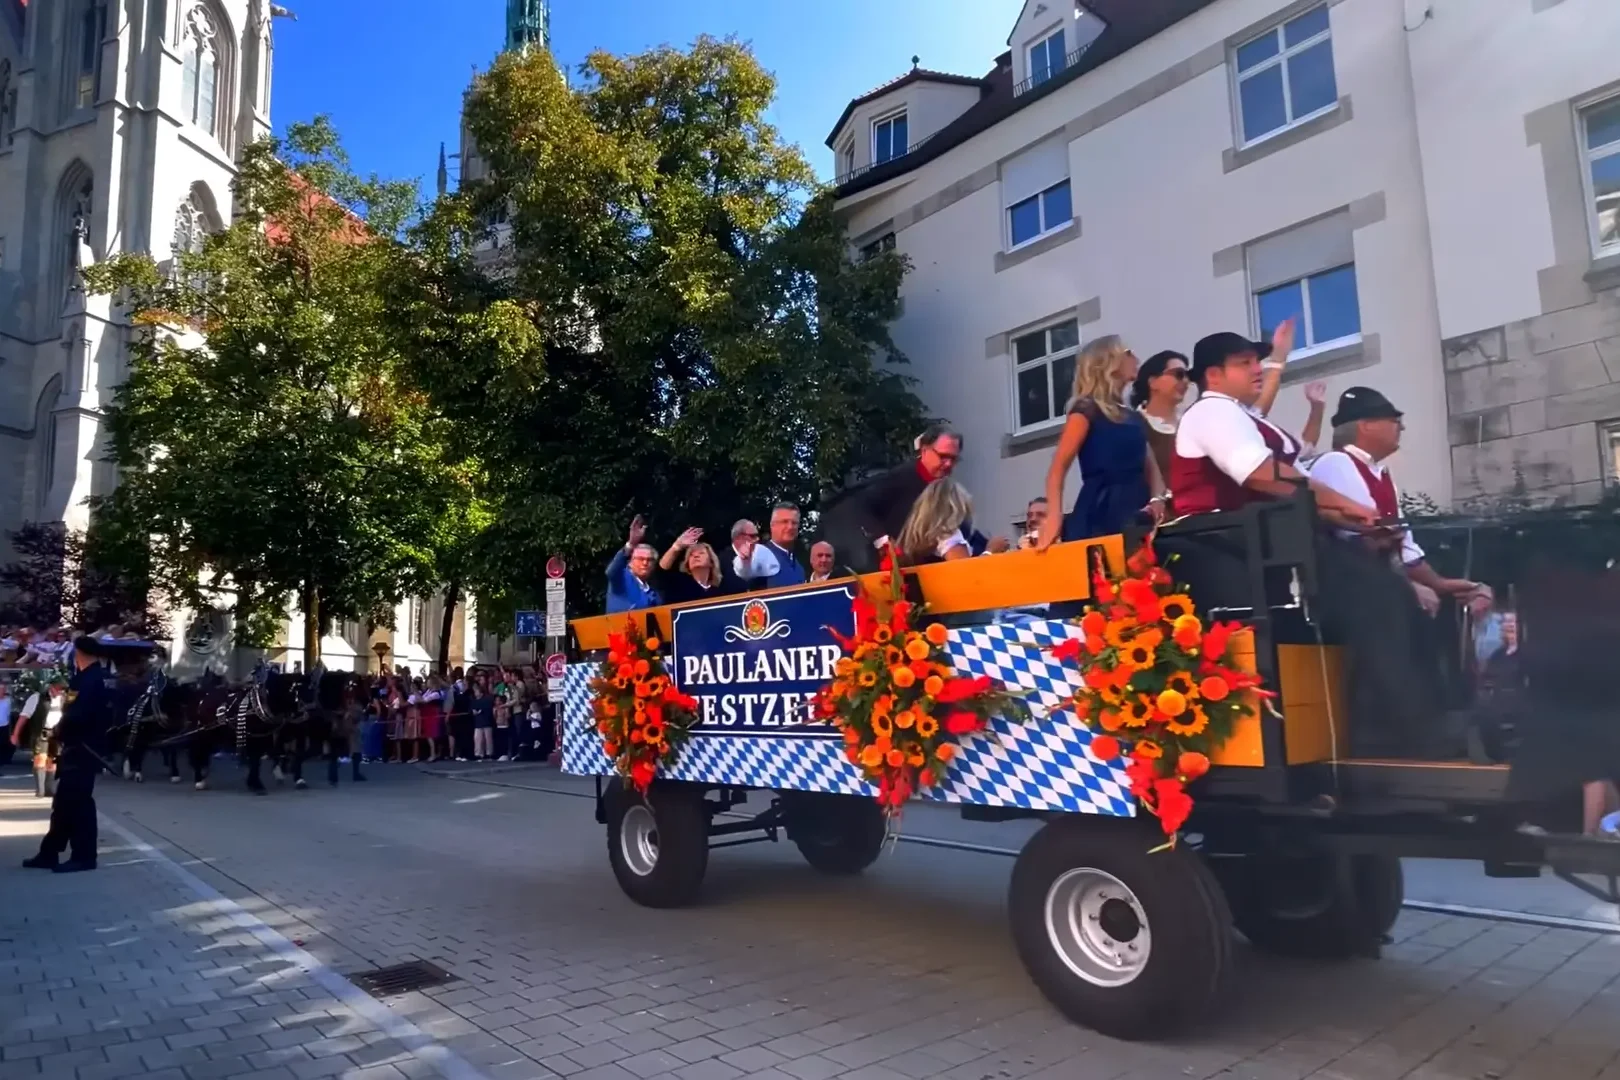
(838, 137), (855, 180)
(1029, 26), (1067, 87)
(873, 110), (908, 166)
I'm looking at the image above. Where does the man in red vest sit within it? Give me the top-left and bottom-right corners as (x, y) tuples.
(1171, 328), (1377, 528)
(1171, 334), (1469, 759)
(1310, 387), (1492, 616)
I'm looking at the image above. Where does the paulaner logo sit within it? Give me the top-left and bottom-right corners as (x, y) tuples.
(723, 599), (791, 643)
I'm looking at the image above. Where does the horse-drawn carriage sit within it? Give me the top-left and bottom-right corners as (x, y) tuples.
(561, 495), (1620, 1040)
(115, 665), (364, 792)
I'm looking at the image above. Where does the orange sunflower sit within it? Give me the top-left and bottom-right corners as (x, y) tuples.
(1120, 639), (1157, 671)
(1167, 704), (1211, 737)
(1160, 594), (1196, 623)
(1122, 696), (1156, 728)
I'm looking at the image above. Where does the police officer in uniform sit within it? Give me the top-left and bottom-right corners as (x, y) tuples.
(22, 636), (116, 873)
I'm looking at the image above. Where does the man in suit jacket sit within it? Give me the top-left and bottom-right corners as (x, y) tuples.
(818, 424), (1007, 574)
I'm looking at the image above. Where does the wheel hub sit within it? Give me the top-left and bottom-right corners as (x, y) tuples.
(1045, 868), (1152, 986)
(621, 804), (661, 877)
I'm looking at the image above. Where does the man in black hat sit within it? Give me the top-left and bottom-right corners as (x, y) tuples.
(1170, 327), (1376, 525)
(1311, 387), (1491, 615)
(22, 636), (115, 873)
(1172, 335), (1468, 758)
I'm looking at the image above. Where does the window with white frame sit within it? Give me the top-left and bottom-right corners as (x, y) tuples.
(1605, 422), (1620, 484)
(1028, 26), (1067, 87)
(1580, 95), (1620, 256)
(1002, 137), (1072, 250)
(1246, 209), (1361, 354)
(1233, 4), (1337, 145)
(872, 111), (908, 166)
(1008, 181), (1072, 248)
(1011, 318), (1080, 433)
(859, 232), (896, 262)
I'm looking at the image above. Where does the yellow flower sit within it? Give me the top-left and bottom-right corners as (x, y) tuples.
(1167, 705), (1210, 737)
(835, 658), (856, 678)
(1122, 696), (1155, 729)
(923, 675), (944, 697)
(1098, 682), (1127, 707)
(1104, 620), (1135, 649)
(891, 666), (916, 689)
(1166, 672), (1197, 697)
(925, 623), (949, 646)
(1120, 641), (1157, 671)
(1159, 595), (1195, 623)
(904, 636), (931, 661)
(872, 713), (894, 737)
(859, 745), (883, 768)
(857, 670), (878, 688)
(884, 646), (903, 666)
(894, 709), (917, 730)
(915, 714), (939, 738)
(874, 626), (894, 644)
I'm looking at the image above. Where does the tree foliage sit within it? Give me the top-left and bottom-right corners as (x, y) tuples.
(459, 36), (926, 607)
(84, 120), (476, 659)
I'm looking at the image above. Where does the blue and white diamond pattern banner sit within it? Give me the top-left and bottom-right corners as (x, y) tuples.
(561, 617), (1132, 817)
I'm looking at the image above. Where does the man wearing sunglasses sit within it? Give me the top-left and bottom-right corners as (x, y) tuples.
(817, 423), (1010, 575)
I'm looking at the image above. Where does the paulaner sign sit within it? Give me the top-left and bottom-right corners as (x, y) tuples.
(670, 586), (857, 737)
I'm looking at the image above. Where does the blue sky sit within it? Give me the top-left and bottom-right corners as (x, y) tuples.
(270, 0), (1021, 195)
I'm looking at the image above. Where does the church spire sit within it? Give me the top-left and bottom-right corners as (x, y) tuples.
(505, 0), (549, 54)
(436, 142), (448, 197)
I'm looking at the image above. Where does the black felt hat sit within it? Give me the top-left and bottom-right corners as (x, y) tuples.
(1331, 386), (1403, 427)
(1190, 332), (1272, 384)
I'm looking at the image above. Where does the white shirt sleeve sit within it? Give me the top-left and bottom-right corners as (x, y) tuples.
(1309, 451), (1425, 564)
(935, 530), (969, 558)
(733, 544), (781, 580)
(1174, 397), (1275, 488)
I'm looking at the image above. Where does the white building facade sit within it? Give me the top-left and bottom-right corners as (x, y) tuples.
(827, 0), (1620, 533)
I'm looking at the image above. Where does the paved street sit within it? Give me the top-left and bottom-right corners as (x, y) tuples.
(3, 763), (1620, 1080)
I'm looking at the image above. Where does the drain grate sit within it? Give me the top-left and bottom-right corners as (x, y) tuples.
(348, 960), (458, 997)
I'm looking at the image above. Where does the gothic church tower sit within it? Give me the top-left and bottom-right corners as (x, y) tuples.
(0, 0), (276, 544)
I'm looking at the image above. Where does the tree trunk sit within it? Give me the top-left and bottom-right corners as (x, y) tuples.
(436, 579), (462, 677)
(302, 583), (321, 669)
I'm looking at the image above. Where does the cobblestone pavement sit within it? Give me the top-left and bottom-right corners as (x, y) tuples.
(3, 763), (1620, 1080)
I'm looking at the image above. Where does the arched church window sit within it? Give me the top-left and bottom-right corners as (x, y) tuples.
(180, 5), (222, 138)
(74, 1), (108, 111)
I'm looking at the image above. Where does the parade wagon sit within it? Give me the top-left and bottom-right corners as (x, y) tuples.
(562, 496), (1620, 1040)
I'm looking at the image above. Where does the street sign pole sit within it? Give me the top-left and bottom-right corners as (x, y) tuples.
(542, 556), (567, 762)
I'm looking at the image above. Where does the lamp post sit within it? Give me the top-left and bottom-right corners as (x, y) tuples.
(372, 641), (390, 675)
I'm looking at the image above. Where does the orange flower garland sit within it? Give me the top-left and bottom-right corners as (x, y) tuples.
(1048, 540), (1273, 841)
(815, 547), (1031, 814)
(590, 620), (702, 794)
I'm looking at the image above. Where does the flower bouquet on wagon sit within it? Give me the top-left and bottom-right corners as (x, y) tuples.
(1046, 539), (1273, 845)
(814, 546), (1032, 816)
(590, 621), (702, 794)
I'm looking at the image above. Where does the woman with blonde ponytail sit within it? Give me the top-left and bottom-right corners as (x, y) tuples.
(1033, 335), (1168, 551)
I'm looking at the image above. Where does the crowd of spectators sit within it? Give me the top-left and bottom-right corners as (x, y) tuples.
(349, 664), (556, 765)
(1, 623), (150, 667)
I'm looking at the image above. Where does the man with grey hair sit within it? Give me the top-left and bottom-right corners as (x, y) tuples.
(808, 541), (836, 582)
(605, 515), (662, 614)
(1310, 387), (1489, 617)
(723, 518), (776, 593)
(818, 423), (1009, 574)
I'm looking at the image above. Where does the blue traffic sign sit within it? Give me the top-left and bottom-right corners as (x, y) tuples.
(514, 610), (544, 637)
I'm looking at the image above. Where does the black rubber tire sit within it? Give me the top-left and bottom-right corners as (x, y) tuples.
(605, 779), (709, 908)
(1009, 820), (1232, 1040)
(1231, 852), (1403, 958)
(779, 791), (887, 875)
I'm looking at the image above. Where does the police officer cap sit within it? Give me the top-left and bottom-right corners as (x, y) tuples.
(72, 635), (112, 659)
(1331, 386), (1403, 427)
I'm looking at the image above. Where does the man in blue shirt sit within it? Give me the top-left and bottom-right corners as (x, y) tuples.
(759, 505), (806, 588)
(605, 515), (663, 613)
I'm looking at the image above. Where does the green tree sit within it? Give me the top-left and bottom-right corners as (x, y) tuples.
(84, 120), (459, 664)
(381, 192), (547, 670)
(459, 36), (927, 608)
